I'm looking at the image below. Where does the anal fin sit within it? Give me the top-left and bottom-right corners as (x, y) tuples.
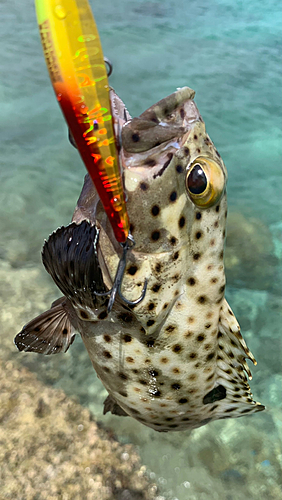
(14, 297), (76, 355)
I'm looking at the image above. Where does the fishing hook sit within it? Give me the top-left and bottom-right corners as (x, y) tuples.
(95, 233), (147, 313)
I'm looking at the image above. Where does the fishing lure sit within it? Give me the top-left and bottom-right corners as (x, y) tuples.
(35, 0), (146, 310)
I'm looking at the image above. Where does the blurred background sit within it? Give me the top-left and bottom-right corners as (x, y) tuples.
(0, 0), (282, 499)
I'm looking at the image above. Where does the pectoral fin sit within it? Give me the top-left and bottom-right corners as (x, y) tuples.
(14, 297), (76, 355)
(42, 221), (107, 315)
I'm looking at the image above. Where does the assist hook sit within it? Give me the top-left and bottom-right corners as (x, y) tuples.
(95, 233), (147, 313)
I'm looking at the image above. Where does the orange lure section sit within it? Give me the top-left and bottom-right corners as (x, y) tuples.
(35, 0), (129, 242)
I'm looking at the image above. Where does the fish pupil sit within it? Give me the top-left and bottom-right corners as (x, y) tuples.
(187, 165), (207, 194)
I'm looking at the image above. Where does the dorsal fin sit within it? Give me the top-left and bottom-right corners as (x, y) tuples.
(14, 297), (76, 355)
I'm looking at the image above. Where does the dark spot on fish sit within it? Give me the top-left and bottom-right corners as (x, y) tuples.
(127, 265), (138, 275)
(152, 283), (161, 292)
(173, 251), (179, 261)
(119, 372), (128, 380)
(196, 231), (202, 239)
(34, 326), (40, 332)
(198, 295), (207, 304)
(160, 357), (168, 363)
(132, 369), (139, 374)
(176, 164), (183, 173)
(119, 391), (128, 397)
(196, 211), (202, 220)
(80, 310), (90, 320)
(169, 424), (179, 428)
(193, 253), (201, 261)
(147, 339), (155, 348)
(155, 263), (162, 274)
(180, 108), (185, 119)
(103, 366), (110, 373)
(169, 191), (177, 202)
(179, 398), (188, 404)
(151, 230), (160, 241)
(225, 407), (236, 413)
(103, 350), (112, 359)
(179, 216), (186, 228)
(140, 182), (149, 191)
(103, 335), (111, 343)
(197, 334), (205, 342)
(172, 273), (180, 282)
(172, 344), (182, 353)
(118, 312), (133, 323)
(215, 150), (221, 158)
(139, 379), (147, 385)
(216, 205), (220, 212)
(229, 351), (235, 359)
(219, 285), (225, 294)
(98, 311), (107, 320)
(184, 147), (190, 157)
(163, 303), (168, 309)
(187, 277), (196, 286)
(145, 158), (157, 166)
(148, 302), (155, 311)
(151, 205), (160, 216)
(149, 369), (158, 377)
(211, 277), (218, 284)
(170, 236), (177, 245)
(197, 148), (201, 153)
(194, 134), (198, 140)
(219, 251), (224, 259)
(149, 388), (161, 397)
(165, 417), (173, 421)
(123, 334), (132, 343)
(206, 352), (215, 361)
(225, 210), (228, 218)
(165, 325), (176, 333)
(230, 339), (237, 346)
(147, 319), (155, 327)
(171, 383), (181, 390)
(132, 133), (140, 142)
(205, 323), (212, 329)
(206, 373), (214, 382)
(140, 326), (146, 334)
(126, 356), (134, 363)
(62, 328), (68, 335)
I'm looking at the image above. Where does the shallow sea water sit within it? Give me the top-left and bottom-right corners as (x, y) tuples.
(1, 0), (282, 498)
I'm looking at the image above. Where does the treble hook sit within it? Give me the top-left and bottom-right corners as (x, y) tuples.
(95, 233), (147, 313)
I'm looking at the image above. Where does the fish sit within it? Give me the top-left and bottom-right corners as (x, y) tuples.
(14, 87), (265, 431)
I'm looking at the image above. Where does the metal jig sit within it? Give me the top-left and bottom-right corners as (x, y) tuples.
(95, 233), (147, 313)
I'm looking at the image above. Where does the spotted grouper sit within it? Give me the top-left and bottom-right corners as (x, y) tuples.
(15, 87), (265, 431)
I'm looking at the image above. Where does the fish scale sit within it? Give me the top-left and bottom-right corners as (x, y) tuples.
(15, 87), (265, 431)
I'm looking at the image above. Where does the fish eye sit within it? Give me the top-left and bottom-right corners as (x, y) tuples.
(186, 157), (225, 208)
(187, 164), (207, 194)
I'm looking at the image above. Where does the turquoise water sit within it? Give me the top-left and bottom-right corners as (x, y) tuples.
(1, 0), (282, 498)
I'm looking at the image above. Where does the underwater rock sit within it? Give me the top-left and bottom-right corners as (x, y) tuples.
(225, 213), (279, 292)
(0, 358), (157, 500)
